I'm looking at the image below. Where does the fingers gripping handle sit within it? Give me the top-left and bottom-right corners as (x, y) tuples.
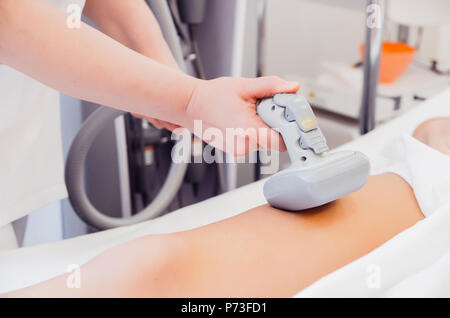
(257, 93), (329, 165)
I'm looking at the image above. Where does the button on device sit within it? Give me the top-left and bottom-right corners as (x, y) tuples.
(300, 117), (317, 131)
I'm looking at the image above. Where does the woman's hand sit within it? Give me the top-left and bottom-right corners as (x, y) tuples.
(178, 76), (300, 156)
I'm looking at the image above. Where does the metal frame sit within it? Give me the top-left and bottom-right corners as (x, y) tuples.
(360, 0), (385, 134)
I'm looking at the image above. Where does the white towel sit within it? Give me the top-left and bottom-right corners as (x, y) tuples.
(382, 134), (450, 217)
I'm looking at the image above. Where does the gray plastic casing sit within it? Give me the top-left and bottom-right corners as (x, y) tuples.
(263, 151), (370, 211)
(257, 94), (370, 211)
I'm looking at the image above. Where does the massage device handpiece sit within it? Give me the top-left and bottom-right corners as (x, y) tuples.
(257, 93), (370, 211)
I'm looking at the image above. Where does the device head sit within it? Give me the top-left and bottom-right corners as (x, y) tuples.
(263, 151), (370, 211)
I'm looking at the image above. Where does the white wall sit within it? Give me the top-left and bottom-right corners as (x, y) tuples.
(264, 0), (366, 79)
(418, 25), (450, 71)
(265, 0), (450, 77)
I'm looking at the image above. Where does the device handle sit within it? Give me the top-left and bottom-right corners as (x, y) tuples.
(257, 94), (329, 166)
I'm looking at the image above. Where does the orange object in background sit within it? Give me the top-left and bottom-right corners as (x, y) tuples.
(360, 42), (415, 84)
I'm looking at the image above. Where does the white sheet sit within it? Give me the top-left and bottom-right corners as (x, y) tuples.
(1, 87), (450, 295)
(296, 133), (450, 297)
(296, 202), (450, 297)
(382, 134), (450, 217)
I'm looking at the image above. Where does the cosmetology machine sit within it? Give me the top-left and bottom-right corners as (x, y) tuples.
(65, 0), (221, 230)
(258, 93), (369, 210)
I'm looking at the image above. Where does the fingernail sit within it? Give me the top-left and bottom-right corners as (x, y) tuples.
(287, 81), (300, 88)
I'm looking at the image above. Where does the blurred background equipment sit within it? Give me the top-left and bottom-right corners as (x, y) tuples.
(264, 0), (450, 159)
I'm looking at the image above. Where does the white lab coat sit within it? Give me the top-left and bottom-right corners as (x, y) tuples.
(0, 0), (86, 231)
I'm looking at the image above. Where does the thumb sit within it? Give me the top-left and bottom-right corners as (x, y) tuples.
(245, 76), (300, 99)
